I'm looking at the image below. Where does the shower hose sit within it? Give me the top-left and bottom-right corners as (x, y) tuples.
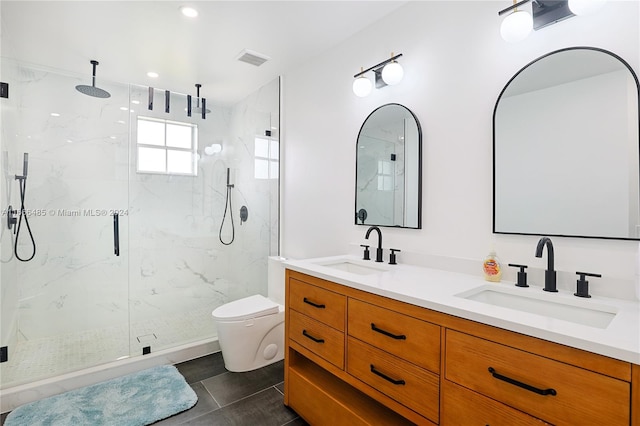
(219, 179), (235, 246)
(15, 176), (36, 261)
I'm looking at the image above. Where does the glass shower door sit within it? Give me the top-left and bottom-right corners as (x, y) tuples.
(0, 62), (130, 388)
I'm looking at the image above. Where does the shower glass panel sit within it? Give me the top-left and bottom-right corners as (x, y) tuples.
(0, 61), (130, 388)
(127, 78), (280, 354)
(0, 60), (280, 390)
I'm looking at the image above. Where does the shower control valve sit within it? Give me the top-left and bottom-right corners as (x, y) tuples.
(6, 206), (17, 232)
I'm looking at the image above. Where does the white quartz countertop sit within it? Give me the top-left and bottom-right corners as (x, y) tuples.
(284, 255), (640, 365)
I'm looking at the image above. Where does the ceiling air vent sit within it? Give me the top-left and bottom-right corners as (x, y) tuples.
(236, 49), (270, 67)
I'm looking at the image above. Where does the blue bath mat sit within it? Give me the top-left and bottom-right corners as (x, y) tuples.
(4, 365), (197, 426)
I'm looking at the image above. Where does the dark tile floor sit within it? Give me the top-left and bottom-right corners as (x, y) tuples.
(1, 353), (308, 426)
(159, 353), (306, 425)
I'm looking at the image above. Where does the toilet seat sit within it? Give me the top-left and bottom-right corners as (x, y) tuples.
(212, 294), (279, 321)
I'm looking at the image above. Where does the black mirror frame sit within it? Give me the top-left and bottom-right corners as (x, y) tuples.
(492, 46), (640, 240)
(355, 103), (423, 229)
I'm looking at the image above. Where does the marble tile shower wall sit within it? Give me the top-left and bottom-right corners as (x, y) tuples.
(12, 67), (131, 341)
(1, 63), (279, 357)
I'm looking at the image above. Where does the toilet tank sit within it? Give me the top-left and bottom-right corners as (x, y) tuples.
(267, 256), (286, 305)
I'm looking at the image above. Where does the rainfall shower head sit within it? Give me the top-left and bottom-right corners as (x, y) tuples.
(76, 60), (111, 98)
(191, 83), (211, 114)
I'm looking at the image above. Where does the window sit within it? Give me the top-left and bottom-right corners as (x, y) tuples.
(377, 160), (394, 191)
(137, 117), (198, 175)
(254, 137), (279, 179)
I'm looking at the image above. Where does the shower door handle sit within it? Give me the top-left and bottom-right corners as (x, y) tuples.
(113, 213), (120, 256)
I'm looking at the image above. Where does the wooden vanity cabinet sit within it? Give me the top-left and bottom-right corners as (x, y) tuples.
(284, 270), (638, 425)
(444, 329), (630, 425)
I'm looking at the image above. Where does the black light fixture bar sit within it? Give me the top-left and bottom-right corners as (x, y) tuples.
(187, 95), (192, 117)
(498, 0), (532, 16)
(354, 53), (403, 78)
(532, 0), (573, 29)
(201, 98), (206, 119)
(165, 90), (170, 113)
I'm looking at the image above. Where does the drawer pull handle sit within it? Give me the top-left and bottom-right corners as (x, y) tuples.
(303, 297), (326, 309)
(371, 323), (406, 340)
(370, 364), (406, 385)
(302, 329), (325, 343)
(488, 367), (557, 396)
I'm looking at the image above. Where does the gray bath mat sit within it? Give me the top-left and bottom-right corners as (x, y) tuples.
(4, 364), (197, 425)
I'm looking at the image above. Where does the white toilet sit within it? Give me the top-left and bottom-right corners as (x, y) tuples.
(211, 257), (286, 372)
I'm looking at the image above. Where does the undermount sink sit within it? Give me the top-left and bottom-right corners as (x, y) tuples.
(314, 258), (389, 275)
(456, 285), (617, 329)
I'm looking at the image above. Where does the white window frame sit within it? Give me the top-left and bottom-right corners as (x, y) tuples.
(136, 116), (198, 176)
(254, 136), (279, 180)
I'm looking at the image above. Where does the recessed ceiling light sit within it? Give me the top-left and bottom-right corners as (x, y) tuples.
(120, 106), (129, 111)
(50, 112), (60, 117)
(147, 71), (159, 78)
(131, 100), (140, 105)
(180, 6), (198, 18)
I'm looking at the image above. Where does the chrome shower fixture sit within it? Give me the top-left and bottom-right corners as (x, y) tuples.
(76, 60), (111, 98)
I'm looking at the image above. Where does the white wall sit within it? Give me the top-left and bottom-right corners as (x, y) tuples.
(281, 1), (640, 299)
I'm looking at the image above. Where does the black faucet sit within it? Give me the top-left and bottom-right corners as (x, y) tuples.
(365, 226), (383, 262)
(535, 236), (557, 292)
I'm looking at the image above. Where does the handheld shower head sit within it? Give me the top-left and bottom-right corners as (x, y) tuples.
(23, 153), (28, 177)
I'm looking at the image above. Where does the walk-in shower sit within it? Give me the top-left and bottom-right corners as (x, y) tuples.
(0, 60), (280, 407)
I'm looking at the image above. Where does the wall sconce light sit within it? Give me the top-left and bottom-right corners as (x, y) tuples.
(498, 0), (606, 42)
(567, 0), (607, 16)
(499, 2), (533, 43)
(352, 53), (403, 97)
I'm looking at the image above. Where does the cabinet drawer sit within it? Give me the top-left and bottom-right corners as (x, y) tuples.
(347, 336), (439, 423)
(290, 310), (344, 369)
(442, 379), (550, 425)
(288, 359), (414, 426)
(289, 277), (346, 331)
(445, 330), (630, 425)
(348, 298), (441, 373)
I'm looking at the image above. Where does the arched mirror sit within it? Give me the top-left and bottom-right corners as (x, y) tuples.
(494, 47), (640, 240)
(355, 103), (422, 228)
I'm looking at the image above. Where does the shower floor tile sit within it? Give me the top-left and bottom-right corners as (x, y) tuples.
(0, 305), (215, 388)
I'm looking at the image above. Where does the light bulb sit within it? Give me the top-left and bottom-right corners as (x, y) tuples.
(180, 6), (198, 18)
(568, 0), (606, 16)
(204, 143), (222, 155)
(500, 10), (533, 43)
(381, 61), (404, 85)
(353, 76), (372, 97)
